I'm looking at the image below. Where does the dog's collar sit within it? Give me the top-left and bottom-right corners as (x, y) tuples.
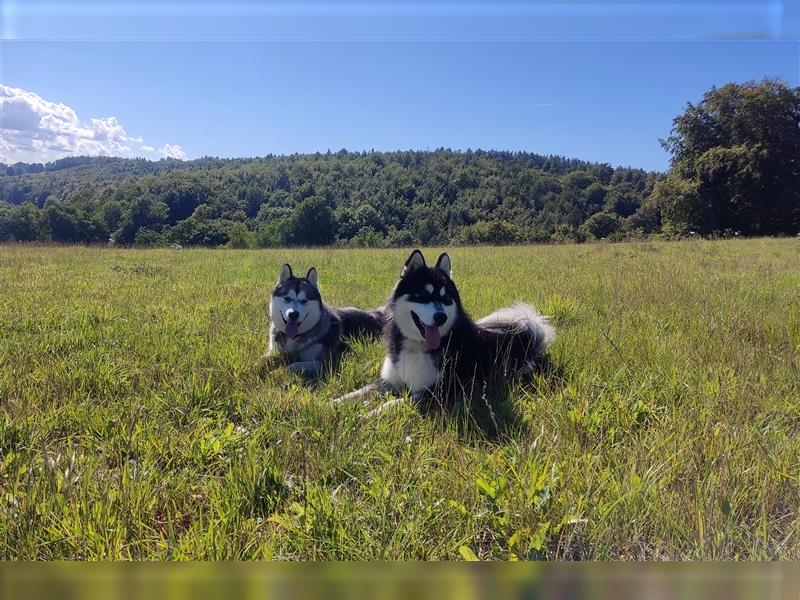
(280, 329), (308, 339)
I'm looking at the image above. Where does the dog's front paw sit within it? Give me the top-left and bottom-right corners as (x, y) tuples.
(287, 361), (321, 378)
(362, 397), (406, 419)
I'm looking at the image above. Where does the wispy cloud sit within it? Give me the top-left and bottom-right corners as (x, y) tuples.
(0, 84), (186, 163)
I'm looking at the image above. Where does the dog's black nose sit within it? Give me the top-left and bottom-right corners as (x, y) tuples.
(287, 310), (299, 321)
(433, 312), (447, 326)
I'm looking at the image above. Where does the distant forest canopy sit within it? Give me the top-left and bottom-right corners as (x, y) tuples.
(1, 79), (797, 247)
(0, 150), (663, 246)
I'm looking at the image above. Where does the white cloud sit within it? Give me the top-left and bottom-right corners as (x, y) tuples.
(0, 84), (187, 163)
(158, 143), (187, 160)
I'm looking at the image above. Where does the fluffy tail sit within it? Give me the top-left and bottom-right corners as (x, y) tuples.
(369, 305), (389, 327)
(337, 305), (388, 338)
(477, 302), (555, 371)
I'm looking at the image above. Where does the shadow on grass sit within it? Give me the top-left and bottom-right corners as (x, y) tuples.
(252, 341), (569, 444)
(419, 355), (569, 441)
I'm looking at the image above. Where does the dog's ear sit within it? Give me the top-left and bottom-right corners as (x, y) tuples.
(435, 253), (452, 278)
(278, 264), (292, 284)
(306, 267), (318, 289)
(402, 249), (426, 277)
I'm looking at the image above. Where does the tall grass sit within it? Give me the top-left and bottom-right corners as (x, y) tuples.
(0, 239), (798, 559)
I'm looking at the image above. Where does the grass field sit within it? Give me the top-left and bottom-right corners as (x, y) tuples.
(0, 239), (798, 559)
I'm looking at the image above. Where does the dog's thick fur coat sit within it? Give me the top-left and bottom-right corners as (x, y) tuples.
(267, 264), (385, 377)
(335, 250), (554, 415)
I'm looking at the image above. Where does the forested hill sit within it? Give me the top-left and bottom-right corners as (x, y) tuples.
(2, 80), (798, 247)
(0, 150), (662, 246)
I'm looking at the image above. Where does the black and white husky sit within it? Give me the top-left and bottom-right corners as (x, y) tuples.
(266, 264), (385, 377)
(334, 250), (555, 414)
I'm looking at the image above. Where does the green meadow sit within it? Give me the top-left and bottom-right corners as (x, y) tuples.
(0, 239), (798, 559)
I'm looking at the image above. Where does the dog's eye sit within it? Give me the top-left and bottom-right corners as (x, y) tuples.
(299, 299), (308, 305)
(283, 296), (291, 303)
(441, 296), (453, 306)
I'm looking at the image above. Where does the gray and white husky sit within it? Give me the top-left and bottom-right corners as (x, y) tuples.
(266, 264), (385, 377)
(334, 250), (555, 414)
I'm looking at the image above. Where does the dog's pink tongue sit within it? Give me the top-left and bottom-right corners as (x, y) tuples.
(284, 321), (299, 338)
(424, 324), (441, 350)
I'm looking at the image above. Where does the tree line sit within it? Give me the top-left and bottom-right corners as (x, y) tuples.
(1, 78), (797, 247)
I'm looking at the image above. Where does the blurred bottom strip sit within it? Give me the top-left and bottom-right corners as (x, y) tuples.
(0, 563), (797, 600)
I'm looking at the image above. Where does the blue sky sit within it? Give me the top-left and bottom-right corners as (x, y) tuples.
(1, 1), (799, 171)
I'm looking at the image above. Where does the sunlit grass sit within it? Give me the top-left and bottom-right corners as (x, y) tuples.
(0, 239), (798, 559)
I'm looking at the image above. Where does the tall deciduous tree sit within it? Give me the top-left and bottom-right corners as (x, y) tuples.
(659, 78), (800, 235)
(287, 196), (336, 246)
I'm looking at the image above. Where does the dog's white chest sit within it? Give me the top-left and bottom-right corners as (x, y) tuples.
(381, 347), (439, 393)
